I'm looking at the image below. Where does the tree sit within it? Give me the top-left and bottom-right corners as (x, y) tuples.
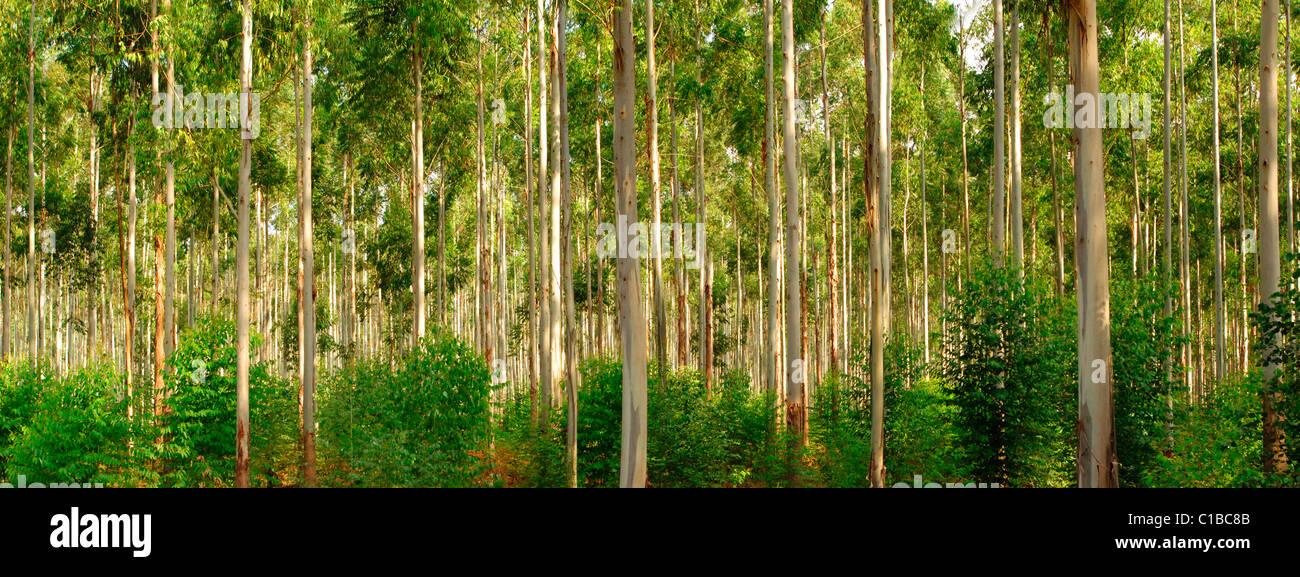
(783, 0), (805, 448)
(235, 0), (254, 489)
(764, 0), (779, 396)
(991, 0), (1005, 266)
(1212, 0), (1226, 383)
(1070, 0), (1116, 488)
(1258, 0), (1286, 473)
(647, 0), (666, 377)
(300, 0), (318, 487)
(612, 0), (647, 488)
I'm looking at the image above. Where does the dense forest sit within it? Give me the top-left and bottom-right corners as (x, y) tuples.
(0, 0), (1296, 488)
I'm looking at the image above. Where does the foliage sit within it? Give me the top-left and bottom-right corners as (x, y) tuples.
(1144, 373), (1274, 488)
(1253, 252), (1300, 477)
(1, 363), (153, 487)
(497, 359), (780, 488)
(1110, 276), (1182, 487)
(940, 264), (1075, 487)
(317, 327), (493, 487)
(160, 318), (298, 488)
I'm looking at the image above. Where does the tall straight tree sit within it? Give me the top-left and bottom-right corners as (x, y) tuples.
(782, 0), (805, 447)
(1163, 0), (1173, 324)
(548, 0), (579, 488)
(1211, 0), (1225, 382)
(475, 18), (492, 364)
(1257, 0), (1286, 473)
(764, 0), (779, 394)
(612, 0), (647, 488)
(4, 126), (11, 359)
(695, 0), (712, 389)
(868, 0), (891, 488)
(300, 2), (317, 487)
(235, 0), (254, 489)
(413, 15), (427, 341)
(27, 0), (36, 362)
(991, 0), (1006, 266)
(151, 0), (165, 412)
(1009, 0), (1023, 271)
(1069, 0), (1116, 488)
(646, 0), (666, 376)
(164, 0), (176, 357)
(537, 0), (554, 417)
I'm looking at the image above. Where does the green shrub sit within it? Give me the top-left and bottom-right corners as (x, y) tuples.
(1144, 373), (1272, 487)
(1111, 275), (1182, 486)
(940, 264), (1074, 487)
(317, 328), (493, 487)
(2, 363), (150, 487)
(1254, 252), (1300, 476)
(161, 318), (298, 487)
(0, 362), (48, 473)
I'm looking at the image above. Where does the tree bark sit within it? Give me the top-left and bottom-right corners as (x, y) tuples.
(765, 0), (780, 395)
(1211, 0), (1226, 383)
(612, 0), (647, 488)
(1070, 0), (1116, 488)
(647, 0), (666, 378)
(1258, 0), (1287, 473)
(300, 5), (317, 487)
(235, 0), (253, 488)
(413, 20), (427, 342)
(782, 0), (805, 448)
(992, 0), (1006, 267)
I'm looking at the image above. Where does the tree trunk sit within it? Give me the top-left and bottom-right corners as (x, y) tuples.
(647, 0), (666, 378)
(782, 0), (804, 448)
(523, 11), (538, 424)
(413, 21), (427, 342)
(992, 0), (1006, 267)
(1070, 0), (1116, 488)
(696, 2), (712, 391)
(868, 0), (892, 488)
(475, 22), (493, 365)
(235, 0), (253, 488)
(555, 0), (578, 488)
(823, 20), (839, 374)
(1211, 0), (1226, 383)
(3, 126), (11, 359)
(1010, 2), (1023, 272)
(765, 0), (780, 395)
(1258, 0), (1288, 473)
(300, 6), (317, 487)
(537, 0), (553, 420)
(612, 0), (647, 488)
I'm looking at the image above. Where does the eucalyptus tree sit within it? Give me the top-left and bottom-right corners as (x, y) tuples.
(1070, 0), (1115, 488)
(1257, 0), (1285, 473)
(783, 0), (805, 447)
(612, 0), (647, 488)
(236, 0), (255, 489)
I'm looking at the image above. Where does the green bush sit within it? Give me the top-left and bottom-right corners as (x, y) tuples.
(814, 337), (963, 488)
(1111, 276), (1182, 486)
(0, 362), (47, 473)
(940, 264), (1074, 487)
(1254, 252), (1300, 475)
(2, 363), (151, 487)
(1144, 373), (1272, 487)
(317, 328), (493, 487)
(160, 318), (298, 487)
(498, 358), (779, 488)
